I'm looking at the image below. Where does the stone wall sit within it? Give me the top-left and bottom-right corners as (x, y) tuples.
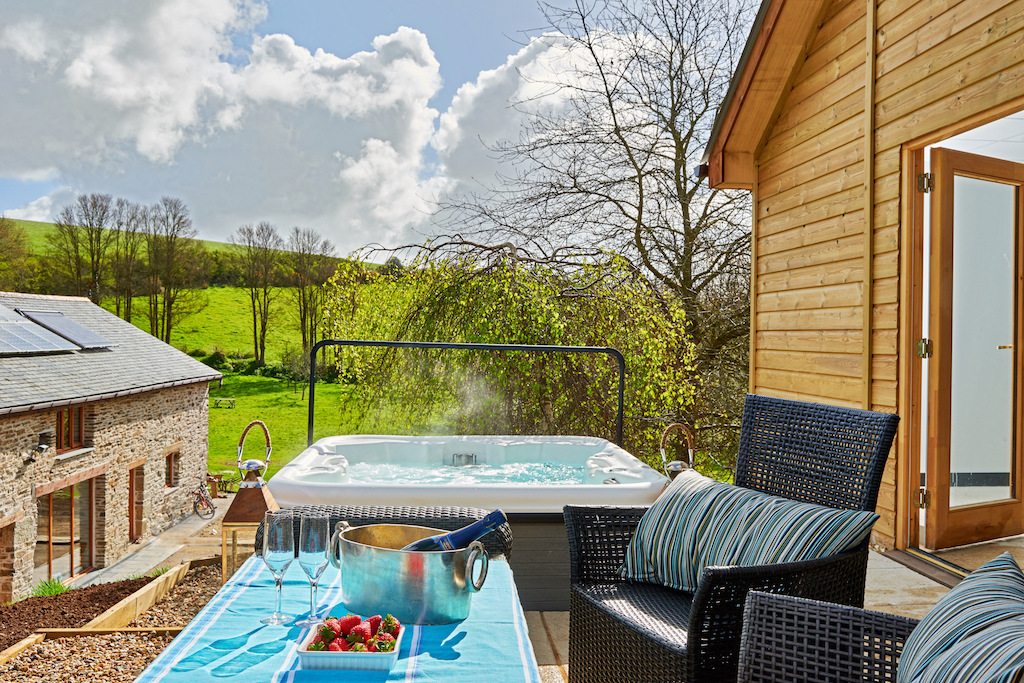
(0, 381), (211, 599)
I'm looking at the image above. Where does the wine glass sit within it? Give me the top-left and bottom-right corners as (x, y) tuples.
(294, 513), (330, 628)
(261, 510), (295, 625)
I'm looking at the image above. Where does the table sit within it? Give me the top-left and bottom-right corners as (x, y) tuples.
(134, 556), (541, 682)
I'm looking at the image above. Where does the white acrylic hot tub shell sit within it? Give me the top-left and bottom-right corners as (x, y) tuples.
(267, 434), (668, 514)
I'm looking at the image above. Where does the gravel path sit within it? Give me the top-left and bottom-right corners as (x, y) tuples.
(0, 564), (222, 683)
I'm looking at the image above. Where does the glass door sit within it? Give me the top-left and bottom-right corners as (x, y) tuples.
(926, 147), (1024, 550)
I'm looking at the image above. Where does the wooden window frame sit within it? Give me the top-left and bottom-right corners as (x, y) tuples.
(165, 451), (180, 488)
(35, 479), (95, 581)
(55, 406), (85, 453)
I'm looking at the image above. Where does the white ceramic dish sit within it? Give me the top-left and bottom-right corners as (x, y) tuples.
(296, 625), (404, 671)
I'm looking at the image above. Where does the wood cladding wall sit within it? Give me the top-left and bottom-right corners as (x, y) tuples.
(750, 0), (1024, 546)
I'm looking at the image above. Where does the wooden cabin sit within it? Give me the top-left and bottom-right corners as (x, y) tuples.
(703, 0), (1024, 559)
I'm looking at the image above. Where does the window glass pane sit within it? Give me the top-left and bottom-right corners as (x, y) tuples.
(73, 480), (91, 574)
(73, 407), (82, 447)
(34, 495), (50, 583)
(62, 409), (71, 450)
(51, 487), (71, 578)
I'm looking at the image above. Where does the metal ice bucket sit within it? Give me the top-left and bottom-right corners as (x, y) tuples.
(329, 522), (489, 625)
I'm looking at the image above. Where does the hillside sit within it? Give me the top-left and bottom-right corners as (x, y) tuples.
(11, 218), (237, 256)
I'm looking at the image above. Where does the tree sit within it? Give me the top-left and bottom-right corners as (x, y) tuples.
(142, 197), (208, 343)
(286, 227), (336, 354)
(436, 0), (755, 460)
(49, 193), (115, 302)
(0, 217), (31, 291)
(109, 198), (146, 322)
(232, 222), (284, 365)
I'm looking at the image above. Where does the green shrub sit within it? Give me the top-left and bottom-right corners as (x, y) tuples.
(31, 578), (70, 597)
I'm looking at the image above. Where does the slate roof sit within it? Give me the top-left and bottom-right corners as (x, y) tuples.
(0, 292), (222, 414)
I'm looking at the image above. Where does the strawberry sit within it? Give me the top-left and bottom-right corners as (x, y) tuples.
(365, 639), (378, 653)
(307, 639), (326, 652)
(366, 615), (383, 636)
(327, 640), (344, 652)
(317, 623), (336, 643)
(350, 642), (367, 652)
(337, 638), (351, 651)
(325, 618), (344, 637)
(381, 614), (401, 637)
(338, 613), (362, 636)
(373, 632), (397, 653)
(347, 622), (372, 644)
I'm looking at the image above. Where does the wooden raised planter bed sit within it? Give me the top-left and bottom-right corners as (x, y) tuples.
(0, 561), (192, 666)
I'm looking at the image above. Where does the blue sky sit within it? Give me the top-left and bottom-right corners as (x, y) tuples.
(0, 0), (556, 253)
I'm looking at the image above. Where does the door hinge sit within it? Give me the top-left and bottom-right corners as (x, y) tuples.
(917, 173), (935, 193)
(916, 338), (933, 358)
(916, 488), (932, 509)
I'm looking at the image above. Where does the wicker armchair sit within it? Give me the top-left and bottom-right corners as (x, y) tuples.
(254, 504), (514, 560)
(563, 394), (899, 683)
(738, 591), (918, 682)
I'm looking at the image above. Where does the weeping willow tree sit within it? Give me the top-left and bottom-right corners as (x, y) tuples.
(323, 250), (695, 465)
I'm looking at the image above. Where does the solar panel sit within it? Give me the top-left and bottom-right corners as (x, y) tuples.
(17, 309), (117, 350)
(0, 305), (79, 355)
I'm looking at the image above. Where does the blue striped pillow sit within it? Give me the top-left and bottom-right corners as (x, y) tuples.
(618, 469), (878, 592)
(898, 552), (1024, 683)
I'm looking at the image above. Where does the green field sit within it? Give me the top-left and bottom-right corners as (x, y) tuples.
(208, 374), (352, 480)
(11, 217), (237, 256)
(105, 286), (304, 361)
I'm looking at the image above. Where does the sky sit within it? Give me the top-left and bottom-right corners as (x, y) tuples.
(0, 0), (565, 256)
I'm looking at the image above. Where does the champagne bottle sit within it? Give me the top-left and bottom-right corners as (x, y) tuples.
(399, 509), (507, 552)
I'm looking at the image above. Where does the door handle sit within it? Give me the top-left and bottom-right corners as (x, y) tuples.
(999, 345), (1013, 349)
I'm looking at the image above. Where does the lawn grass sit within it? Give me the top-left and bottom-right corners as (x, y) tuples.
(107, 286), (303, 362)
(208, 374), (353, 480)
(12, 217), (237, 256)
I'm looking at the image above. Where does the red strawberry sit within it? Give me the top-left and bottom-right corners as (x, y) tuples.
(325, 618), (343, 637)
(328, 640), (343, 652)
(374, 632), (396, 653)
(381, 614), (401, 637)
(307, 639), (326, 652)
(365, 638), (378, 652)
(337, 638), (351, 651)
(338, 613), (362, 636)
(317, 623), (336, 643)
(350, 643), (367, 652)
(347, 622), (372, 644)
(366, 615), (383, 636)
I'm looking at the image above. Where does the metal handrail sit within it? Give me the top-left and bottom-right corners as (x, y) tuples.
(308, 339), (627, 446)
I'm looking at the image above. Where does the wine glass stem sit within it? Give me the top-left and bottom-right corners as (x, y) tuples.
(275, 573), (284, 615)
(309, 580), (319, 618)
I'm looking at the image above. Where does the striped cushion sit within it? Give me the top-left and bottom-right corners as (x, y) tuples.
(618, 469), (878, 592)
(898, 552), (1024, 683)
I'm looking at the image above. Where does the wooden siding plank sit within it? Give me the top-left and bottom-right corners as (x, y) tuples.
(873, 302), (899, 329)
(775, 64), (867, 136)
(875, 250), (899, 279)
(761, 90), (866, 162)
(755, 385), (863, 408)
(757, 282), (863, 311)
(760, 187), (866, 238)
(759, 138), (864, 199)
(755, 367), (864, 402)
(877, 0), (966, 48)
(872, 379), (898, 406)
(758, 212), (864, 256)
(875, 197), (901, 230)
(759, 165), (865, 218)
(875, 224), (900, 253)
(875, 171), (901, 202)
(757, 349), (864, 377)
(788, 39), (867, 112)
(877, 0), (1021, 84)
(757, 329), (863, 353)
(800, 13), (868, 82)
(811, 0), (867, 53)
(873, 329), (898, 354)
(876, 146), (902, 177)
(758, 256), (864, 292)
(758, 233), (865, 274)
(874, 276), (899, 304)
(757, 306), (863, 330)
(759, 115), (863, 179)
(876, 30), (1024, 129)
(872, 354), (898, 381)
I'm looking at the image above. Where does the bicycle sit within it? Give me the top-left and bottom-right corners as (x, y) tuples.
(192, 478), (216, 520)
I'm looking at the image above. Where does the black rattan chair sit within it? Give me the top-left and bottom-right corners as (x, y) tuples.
(737, 591), (918, 682)
(254, 504), (514, 560)
(563, 394), (899, 683)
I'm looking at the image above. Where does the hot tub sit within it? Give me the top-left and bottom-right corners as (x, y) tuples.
(267, 434), (668, 514)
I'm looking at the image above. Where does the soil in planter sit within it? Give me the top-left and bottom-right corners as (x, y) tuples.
(0, 577), (152, 652)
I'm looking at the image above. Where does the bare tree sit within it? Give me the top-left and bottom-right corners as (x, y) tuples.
(142, 197), (208, 343)
(109, 199), (147, 322)
(436, 0), (754, 451)
(49, 193), (115, 302)
(286, 226), (337, 353)
(0, 217), (31, 291)
(232, 222), (284, 365)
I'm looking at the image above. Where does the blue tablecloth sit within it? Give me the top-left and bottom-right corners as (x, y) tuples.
(134, 556), (541, 682)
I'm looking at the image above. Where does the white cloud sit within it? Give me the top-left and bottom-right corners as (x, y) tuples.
(4, 187), (74, 221)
